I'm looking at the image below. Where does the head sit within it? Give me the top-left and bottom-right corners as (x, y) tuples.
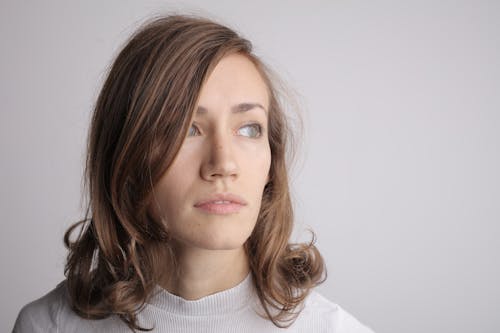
(83, 14), (291, 256)
(64, 14), (322, 332)
(148, 52), (272, 251)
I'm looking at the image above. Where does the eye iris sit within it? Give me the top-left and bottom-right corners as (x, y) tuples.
(240, 124), (261, 137)
(188, 124), (262, 137)
(188, 125), (199, 136)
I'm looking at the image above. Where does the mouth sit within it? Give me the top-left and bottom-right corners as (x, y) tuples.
(194, 192), (247, 215)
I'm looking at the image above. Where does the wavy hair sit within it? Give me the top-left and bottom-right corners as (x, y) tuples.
(64, 14), (326, 332)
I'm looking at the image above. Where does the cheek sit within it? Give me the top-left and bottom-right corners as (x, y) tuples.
(249, 144), (271, 180)
(240, 144), (271, 198)
(150, 154), (198, 220)
(250, 157), (270, 185)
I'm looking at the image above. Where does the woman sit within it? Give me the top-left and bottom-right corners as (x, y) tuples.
(13, 14), (375, 333)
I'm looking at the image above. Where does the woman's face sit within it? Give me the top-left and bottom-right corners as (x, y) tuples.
(149, 53), (271, 251)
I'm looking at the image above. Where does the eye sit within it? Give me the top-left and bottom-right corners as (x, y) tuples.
(187, 124), (201, 137)
(238, 123), (263, 138)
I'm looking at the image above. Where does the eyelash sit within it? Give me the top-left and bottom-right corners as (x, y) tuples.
(187, 123), (263, 138)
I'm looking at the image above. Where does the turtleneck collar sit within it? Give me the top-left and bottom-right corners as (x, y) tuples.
(147, 273), (256, 316)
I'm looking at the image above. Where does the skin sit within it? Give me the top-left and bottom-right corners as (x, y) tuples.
(149, 53), (271, 300)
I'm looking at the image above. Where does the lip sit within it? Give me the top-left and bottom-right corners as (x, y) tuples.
(194, 192), (247, 215)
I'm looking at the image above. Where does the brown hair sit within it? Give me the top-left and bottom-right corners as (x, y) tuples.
(64, 14), (325, 332)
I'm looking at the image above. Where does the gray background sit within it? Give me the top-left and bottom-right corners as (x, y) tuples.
(1, 1), (499, 332)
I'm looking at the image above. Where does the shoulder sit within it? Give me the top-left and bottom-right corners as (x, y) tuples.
(13, 281), (67, 332)
(12, 280), (126, 333)
(295, 290), (376, 333)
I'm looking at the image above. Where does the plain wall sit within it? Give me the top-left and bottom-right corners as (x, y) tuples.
(1, 1), (499, 332)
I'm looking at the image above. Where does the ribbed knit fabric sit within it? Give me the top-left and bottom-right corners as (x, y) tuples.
(12, 273), (376, 332)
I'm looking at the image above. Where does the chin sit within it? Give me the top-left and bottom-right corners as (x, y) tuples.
(197, 243), (244, 251)
(193, 233), (249, 251)
(170, 212), (257, 251)
(176, 227), (252, 251)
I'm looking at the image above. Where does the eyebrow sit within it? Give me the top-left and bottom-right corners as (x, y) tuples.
(196, 103), (267, 115)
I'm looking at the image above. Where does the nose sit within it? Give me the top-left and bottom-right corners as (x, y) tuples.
(200, 133), (239, 182)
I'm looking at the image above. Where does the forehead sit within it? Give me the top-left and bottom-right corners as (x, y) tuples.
(196, 53), (270, 113)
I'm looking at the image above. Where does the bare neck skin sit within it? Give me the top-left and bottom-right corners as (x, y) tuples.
(159, 241), (250, 300)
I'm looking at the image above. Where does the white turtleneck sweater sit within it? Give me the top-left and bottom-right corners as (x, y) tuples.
(12, 274), (375, 332)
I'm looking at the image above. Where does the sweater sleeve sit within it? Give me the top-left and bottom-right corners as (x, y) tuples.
(12, 282), (65, 333)
(304, 290), (376, 333)
(335, 304), (376, 333)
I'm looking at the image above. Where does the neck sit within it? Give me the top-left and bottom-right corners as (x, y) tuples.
(159, 242), (250, 300)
